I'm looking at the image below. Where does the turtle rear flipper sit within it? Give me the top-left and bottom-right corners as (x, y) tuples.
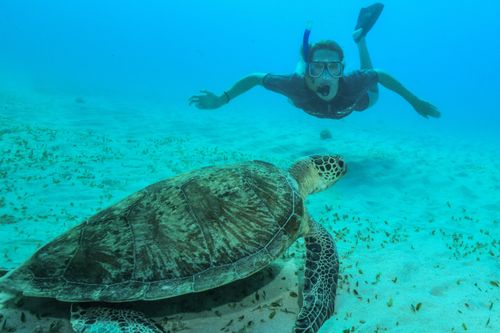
(0, 270), (19, 306)
(70, 305), (165, 333)
(293, 221), (339, 333)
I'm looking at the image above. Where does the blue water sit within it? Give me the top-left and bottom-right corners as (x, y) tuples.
(1, 0), (499, 133)
(0, 1), (499, 332)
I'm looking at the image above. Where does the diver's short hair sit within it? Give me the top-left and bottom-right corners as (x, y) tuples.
(304, 40), (344, 63)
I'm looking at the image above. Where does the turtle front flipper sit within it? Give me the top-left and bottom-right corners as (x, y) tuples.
(293, 221), (339, 333)
(70, 305), (165, 333)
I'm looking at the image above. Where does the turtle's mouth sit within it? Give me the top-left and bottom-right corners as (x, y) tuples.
(317, 85), (330, 97)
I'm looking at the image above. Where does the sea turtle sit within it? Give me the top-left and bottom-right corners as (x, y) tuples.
(0, 155), (347, 333)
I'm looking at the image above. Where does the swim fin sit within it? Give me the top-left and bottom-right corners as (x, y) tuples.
(354, 3), (384, 42)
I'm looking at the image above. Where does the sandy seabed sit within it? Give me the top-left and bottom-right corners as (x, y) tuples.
(0, 92), (498, 332)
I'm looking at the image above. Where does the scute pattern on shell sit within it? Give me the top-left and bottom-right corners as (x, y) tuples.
(0, 161), (304, 302)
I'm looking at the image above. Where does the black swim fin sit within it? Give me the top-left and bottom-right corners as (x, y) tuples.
(354, 3), (384, 42)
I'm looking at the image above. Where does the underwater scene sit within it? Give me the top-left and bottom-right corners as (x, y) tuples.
(0, 0), (498, 332)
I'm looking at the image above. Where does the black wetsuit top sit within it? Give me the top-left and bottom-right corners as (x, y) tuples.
(262, 69), (379, 119)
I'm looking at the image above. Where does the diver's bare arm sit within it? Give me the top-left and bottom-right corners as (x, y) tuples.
(375, 69), (441, 118)
(189, 73), (266, 109)
(375, 70), (419, 104)
(223, 73), (266, 103)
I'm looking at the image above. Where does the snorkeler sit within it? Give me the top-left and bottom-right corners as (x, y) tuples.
(189, 3), (441, 120)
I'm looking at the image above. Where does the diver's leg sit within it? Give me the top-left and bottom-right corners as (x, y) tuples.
(353, 3), (384, 106)
(353, 2), (384, 69)
(355, 36), (379, 106)
(356, 37), (373, 70)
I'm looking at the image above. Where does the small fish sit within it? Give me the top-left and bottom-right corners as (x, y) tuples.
(386, 298), (393, 307)
(270, 301), (282, 307)
(415, 303), (422, 311)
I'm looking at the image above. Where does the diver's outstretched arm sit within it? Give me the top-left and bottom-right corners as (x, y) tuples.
(189, 73), (266, 109)
(374, 69), (441, 118)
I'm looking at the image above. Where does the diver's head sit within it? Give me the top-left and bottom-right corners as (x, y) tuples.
(303, 41), (345, 101)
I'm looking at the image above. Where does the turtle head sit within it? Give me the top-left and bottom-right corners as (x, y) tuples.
(289, 155), (346, 196)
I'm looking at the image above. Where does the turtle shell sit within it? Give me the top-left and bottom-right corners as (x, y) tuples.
(0, 160), (305, 302)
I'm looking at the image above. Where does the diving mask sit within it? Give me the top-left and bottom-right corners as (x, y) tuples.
(308, 61), (344, 78)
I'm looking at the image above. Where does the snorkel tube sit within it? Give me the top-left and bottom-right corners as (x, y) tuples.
(301, 22), (335, 97)
(302, 21), (312, 62)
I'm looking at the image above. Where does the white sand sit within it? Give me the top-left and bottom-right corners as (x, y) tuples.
(0, 91), (498, 332)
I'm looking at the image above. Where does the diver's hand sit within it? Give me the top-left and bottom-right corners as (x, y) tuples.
(189, 90), (225, 109)
(412, 99), (441, 118)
